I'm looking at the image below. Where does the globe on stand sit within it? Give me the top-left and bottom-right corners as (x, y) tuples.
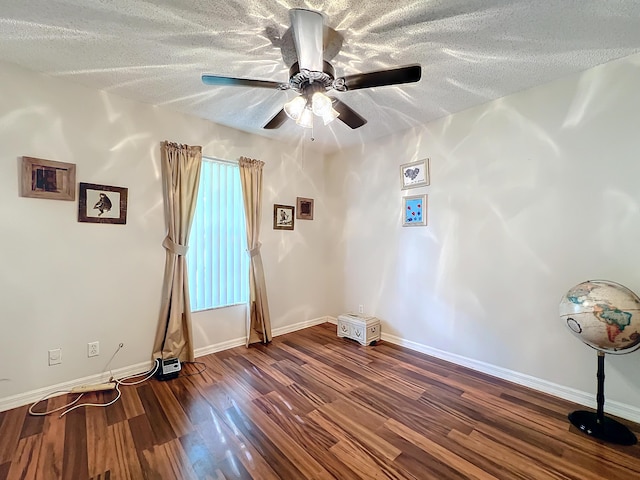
(559, 279), (640, 445)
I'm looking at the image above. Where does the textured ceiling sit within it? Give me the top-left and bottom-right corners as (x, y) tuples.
(2, 1), (640, 153)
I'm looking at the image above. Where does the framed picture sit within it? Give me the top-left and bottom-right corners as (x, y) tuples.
(78, 182), (128, 225)
(20, 156), (76, 201)
(296, 197), (314, 220)
(400, 158), (430, 190)
(403, 194), (427, 227)
(273, 204), (294, 230)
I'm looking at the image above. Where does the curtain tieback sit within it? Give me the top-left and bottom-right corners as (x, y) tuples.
(163, 236), (188, 256)
(248, 242), (262, 258)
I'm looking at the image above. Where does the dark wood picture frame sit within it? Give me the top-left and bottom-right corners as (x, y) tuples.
(20, 156), (76, 201)
(296, 197), (314, 220)
(273, 204), (294, 230)
(78, 182), (128, 225)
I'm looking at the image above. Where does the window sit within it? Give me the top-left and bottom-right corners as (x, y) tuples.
(187, 157), (248, 311)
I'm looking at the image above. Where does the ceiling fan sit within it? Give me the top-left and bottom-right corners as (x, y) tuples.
(201, 9), (422, 131)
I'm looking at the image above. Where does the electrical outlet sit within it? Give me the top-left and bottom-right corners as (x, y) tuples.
(88, 341), (99, 357)
(358, 304), (364, 314)
(48, 348), (62, 366)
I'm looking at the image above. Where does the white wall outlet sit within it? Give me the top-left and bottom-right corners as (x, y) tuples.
(48, 348), (62, 366)
(358, 304), (364, 314)
(88, 341), (99, 357)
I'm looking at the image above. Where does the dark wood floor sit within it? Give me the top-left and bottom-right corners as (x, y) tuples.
(1, 323), (639, 479)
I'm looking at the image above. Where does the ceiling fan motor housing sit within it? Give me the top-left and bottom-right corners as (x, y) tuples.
(287, 61), (342, 94)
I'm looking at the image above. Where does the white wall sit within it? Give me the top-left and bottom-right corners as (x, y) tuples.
(0, 61), (329, 404)
(327, 53), (640, 412)
(5, 48), (640, 419)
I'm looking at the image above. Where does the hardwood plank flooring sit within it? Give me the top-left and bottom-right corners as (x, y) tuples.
(1, 323), (639, 479)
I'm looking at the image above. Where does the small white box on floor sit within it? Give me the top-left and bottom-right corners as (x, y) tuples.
(337, 314), (381, 346)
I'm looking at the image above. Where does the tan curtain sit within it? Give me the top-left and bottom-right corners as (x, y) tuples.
(153, 141), (202, 362)
(239, 156), (272, 345)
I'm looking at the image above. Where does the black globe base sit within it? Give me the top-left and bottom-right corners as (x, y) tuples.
(569, 410), (637, 446)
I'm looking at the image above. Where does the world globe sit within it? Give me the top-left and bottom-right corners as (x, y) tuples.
(559, 280), (640, 354)
(559, 279), (640, 446)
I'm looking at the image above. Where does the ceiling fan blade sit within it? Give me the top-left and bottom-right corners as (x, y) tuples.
(202, 74), (283, 89)
(263, 108), (288, 129)
(331, 98), (367, 129)
(289, 9), (324, 72)
(340, 65), (422, 91)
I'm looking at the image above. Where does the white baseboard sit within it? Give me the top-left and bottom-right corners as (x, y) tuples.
(0, 360), (156, 413)
(193, 315), (330, 358)
(380, 332), (640, 425)
(1, 316), (332, 413)
(272, 316), (331, 337)
(193, 337), (246, 358)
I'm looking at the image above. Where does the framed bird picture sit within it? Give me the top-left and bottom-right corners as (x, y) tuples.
(400, 158), (430, 190)
(78, 182), (128, 224)
(402, 194), (427, 227)
(273, 204), (294, 230)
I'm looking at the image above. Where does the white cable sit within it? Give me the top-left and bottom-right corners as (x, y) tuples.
(28, 390), (85, 416)
(60, 383), (122, 417)
(116, 359), (159, 386)
(104, 342), (124, 380)
(29, 358), (159, 418)
(58, 360), (159, 417)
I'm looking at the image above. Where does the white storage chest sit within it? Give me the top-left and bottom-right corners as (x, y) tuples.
(337, 314), (381, 346)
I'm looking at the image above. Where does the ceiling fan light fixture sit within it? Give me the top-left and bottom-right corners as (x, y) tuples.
(296, 107), (314, 128)
(311, 91), (332, 116)
(284, 96), (307, 120)
(322, 108), (340, 125)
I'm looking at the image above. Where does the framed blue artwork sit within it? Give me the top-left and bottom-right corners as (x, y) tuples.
(403, 194), (427, 226)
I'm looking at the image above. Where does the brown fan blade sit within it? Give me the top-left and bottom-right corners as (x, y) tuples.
(202, 74), (283, 89)
(340, 65), (421, 91)
(263, 108), (289, 129)
(331, 98), (367, 129)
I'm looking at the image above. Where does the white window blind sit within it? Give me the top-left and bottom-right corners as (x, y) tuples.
(188, 158), (248, 311)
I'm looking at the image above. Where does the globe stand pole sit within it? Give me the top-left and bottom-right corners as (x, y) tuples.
(568, 351), (637, 445)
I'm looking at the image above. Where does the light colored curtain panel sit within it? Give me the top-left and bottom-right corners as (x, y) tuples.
(153, 141), (203, 362)
(239, 156), (272, 346)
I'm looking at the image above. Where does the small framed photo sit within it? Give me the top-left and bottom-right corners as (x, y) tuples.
(296, 197), (314, 220)
(78, 182), (128, 225)
(273, 204), (294, 230)
(20, 156), (76, 201)
(400, 158), (430, 190)
(403, 194), (427, 227)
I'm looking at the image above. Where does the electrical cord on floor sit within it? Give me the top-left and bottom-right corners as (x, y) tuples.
(28, 390), (85, 417)
(117, 359), (160, 386)
(58, 384), (122, 417)
(179, 361), (207, 378)
(58, 361), (160, 417)
(28, 357), (160, 418)
(56, 358), (208, 414)
(29, 355), (208, 417)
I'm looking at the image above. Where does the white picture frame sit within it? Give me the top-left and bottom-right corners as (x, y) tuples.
(402, 194), (427, 227)
(400, 158), (430, 190)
